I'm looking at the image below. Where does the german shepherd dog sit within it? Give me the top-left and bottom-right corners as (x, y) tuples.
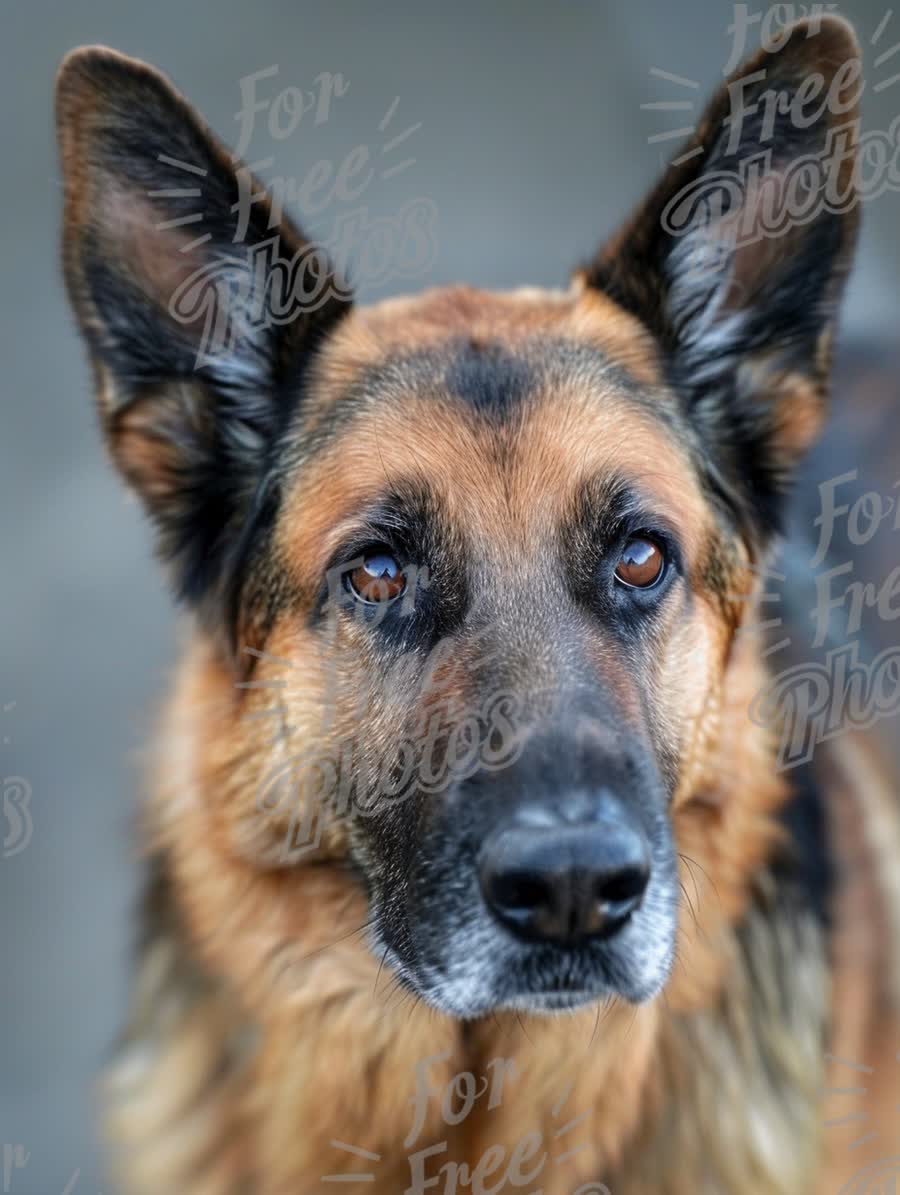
(56, 17), (900, 1194)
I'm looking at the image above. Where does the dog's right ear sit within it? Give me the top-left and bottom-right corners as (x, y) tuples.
(56, 47), (351, 614)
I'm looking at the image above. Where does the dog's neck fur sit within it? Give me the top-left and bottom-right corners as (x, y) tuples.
(102, 620), (841, 1195)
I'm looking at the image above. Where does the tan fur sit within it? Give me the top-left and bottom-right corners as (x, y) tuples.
(91, 290), (898, 1195)
(55, 24), (899, 1195)
(102, 610), (900, 1194)
(280, 291), (714, 594)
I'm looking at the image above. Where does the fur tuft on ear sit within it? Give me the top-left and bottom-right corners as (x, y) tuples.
(581, 16), (861, 541)
(56, 47), (351, 621)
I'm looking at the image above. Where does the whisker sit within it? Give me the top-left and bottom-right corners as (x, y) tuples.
(679, 854), (721, 911)
(289, 918), (377, 968)
(515, 1011), (535, 1046)
(589, 1001), (602, 1049)
(373, 944), (390, 997)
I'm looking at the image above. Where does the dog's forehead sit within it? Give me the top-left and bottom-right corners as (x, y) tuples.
(303, 283), (666, 418)
(278, 285), (712, 575)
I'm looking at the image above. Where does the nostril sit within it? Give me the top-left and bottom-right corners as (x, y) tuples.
(479, 817), (652, 945)
(490, 871), (550, 915)
(594, 865), (649, 912)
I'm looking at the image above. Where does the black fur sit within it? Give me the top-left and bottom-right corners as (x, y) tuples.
(59, 49), (352, 631)
(584, 21), (859, 546)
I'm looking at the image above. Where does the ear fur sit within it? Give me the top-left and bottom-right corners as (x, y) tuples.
(56, 47), (351, 620)
(582, 17), (861, 539)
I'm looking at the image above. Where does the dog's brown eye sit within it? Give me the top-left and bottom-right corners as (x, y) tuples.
(346, 550), (406, 603)
(615, 537), (664, 589)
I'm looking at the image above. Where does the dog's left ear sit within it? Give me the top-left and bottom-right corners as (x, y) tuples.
(583, 16), (861, 539)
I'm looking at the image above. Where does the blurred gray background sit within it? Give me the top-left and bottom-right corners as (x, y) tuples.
(2, 1), (899, 1189)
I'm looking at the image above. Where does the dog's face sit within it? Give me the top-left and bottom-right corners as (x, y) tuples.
(271, 292), (714, 1014)
(57, 20), (859, 1017)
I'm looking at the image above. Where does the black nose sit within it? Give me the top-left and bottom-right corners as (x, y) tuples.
(478, 814), (651, 945)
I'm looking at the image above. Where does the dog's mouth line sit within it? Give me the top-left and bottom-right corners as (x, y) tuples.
(500, 989), (607, 1012)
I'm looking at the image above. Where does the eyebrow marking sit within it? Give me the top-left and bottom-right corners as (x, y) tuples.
(443, 339), (535, 415)
(295, 334), (680, 467)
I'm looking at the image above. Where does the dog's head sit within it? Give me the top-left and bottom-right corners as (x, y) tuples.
(57, 20), (860, 1018)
